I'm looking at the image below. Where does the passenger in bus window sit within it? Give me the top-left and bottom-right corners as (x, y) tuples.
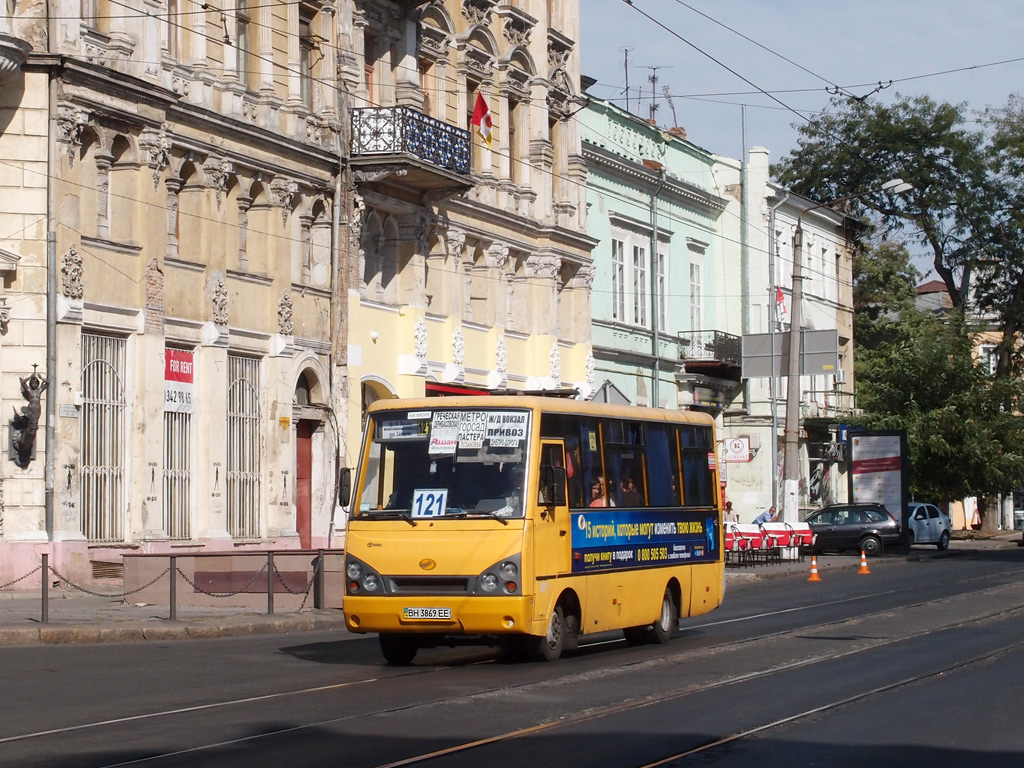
(618, 476), (643, 507)
(588, 477), (607, 507)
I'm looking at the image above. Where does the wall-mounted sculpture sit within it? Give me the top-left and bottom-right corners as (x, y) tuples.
(10, 367), (47, 468)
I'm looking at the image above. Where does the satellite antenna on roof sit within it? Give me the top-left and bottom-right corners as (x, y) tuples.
(640, 66), (672, 123)
(662, 85), (679, 128)
(618, 47), (634, 113)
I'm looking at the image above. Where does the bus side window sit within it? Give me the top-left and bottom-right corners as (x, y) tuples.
(645, 425), (679, 506)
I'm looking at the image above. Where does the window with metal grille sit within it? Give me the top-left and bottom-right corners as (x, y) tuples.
(227, 355), (262, 539)
(163, 410), (192, 539)
(80, 333), (127, 543)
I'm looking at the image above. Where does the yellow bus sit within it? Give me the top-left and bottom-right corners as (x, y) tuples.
(342, 395), (724, 663)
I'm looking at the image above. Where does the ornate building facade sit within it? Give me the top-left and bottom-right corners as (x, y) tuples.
(0, 0), (593, 584)
(343, 0), (595, 449)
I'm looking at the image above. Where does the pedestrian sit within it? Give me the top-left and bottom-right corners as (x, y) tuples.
(724, 501), (738, 523)
(752, 506), (777, 525)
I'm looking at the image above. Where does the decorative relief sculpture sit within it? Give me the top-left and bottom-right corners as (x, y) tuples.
(496, 335), (507, 375)
(414, 317), (428, 363)
(461, 0), (495, 25)
(452, 326), (465, 366)
(211, 277), (229, 326)
(503, 17), (531, 47)
(145, 259), (164, 331)
(278, 293), (294, 336)
(585, 351), (596, 388)
(56, 106), (90, 167)
(486, 241), (510, 272)
(447, 227), (466, 270)
(271, 178), (298, 225)
(549, 343), (561, 381)
(61, 246), (84, 299)
(204, 156), (232, 209)
(138, 128), (171, 190)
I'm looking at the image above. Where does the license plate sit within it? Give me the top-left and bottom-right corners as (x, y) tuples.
(402, 607), (451, 620)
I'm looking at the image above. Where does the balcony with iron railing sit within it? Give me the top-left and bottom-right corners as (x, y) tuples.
(350, 106), (473, 195)
(801, 389), (859, 422)
(678, 330), (742, 378)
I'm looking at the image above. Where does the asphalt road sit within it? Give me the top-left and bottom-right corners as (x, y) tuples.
(3, 547), (1024, 768)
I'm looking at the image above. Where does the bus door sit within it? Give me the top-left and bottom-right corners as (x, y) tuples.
(533, 441), (572, 585)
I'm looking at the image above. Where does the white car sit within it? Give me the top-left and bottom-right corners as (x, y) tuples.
(905, 502), (952, 550)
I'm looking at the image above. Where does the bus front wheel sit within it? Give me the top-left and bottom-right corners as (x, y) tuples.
(530, 605), (565, 662)
(379, 633), (418, 665)
(647, 588), (678, 644)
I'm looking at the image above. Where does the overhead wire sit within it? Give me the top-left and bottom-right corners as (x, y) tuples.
(6, 2), (926, 303)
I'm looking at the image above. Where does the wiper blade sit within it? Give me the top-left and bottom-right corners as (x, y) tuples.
(360, 510), (417, 526)
(450, 510), (509, 525)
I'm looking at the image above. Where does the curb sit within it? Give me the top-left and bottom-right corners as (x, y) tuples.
(0, 611), (350, 647)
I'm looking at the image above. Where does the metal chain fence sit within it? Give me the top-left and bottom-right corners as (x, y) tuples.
(2, 551), (332, 624)
(174, 563), (270, 599)
(0, 565), (42, 591)
(50, 565), (171, 599)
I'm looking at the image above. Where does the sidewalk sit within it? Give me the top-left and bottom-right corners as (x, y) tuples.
(0, 589), (350, 647)
(0, 532), (1018, 647)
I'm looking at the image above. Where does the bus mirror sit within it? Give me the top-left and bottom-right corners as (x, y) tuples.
(541, 465), (567, 507)
(338, 467), (352, 508)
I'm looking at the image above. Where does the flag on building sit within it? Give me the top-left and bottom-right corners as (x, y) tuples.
(471, 92), (493, 148)
(775, 286), (788, 324)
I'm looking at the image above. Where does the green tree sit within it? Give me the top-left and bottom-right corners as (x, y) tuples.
(855, 309), (1024, 528)
(775, 94), (1024, 526)
(773, 94), (991, 315)
(853, 239), (919, 350)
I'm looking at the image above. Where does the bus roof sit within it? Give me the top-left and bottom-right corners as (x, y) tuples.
(365, 395), (716, 427)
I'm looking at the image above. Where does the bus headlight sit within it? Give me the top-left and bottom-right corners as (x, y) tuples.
(362, 573), (380, 592)
(480, 573), (498, 592)
(347, 561), (362, 580)
(499, 561), (518, 580)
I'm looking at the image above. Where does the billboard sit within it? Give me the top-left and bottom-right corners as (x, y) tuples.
(742, 329), (839, 378)
(849, 431), (909, 526)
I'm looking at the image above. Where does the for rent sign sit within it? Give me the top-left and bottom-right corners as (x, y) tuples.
(165, 349), (195, 414)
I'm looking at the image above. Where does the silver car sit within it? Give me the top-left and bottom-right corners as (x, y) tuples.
(905, 502), (951, 550)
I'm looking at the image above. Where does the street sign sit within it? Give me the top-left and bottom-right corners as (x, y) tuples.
(741, 329), (839, 378)
(725, 437), (750, 463)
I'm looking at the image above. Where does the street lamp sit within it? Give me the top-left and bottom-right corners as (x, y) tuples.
(781, 178), (913, 527)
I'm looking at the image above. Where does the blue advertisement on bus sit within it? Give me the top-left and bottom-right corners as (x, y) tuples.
(570, 509), (719, 573)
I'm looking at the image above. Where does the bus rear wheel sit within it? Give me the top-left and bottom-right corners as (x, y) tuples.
(529, 605), (565, 662)
(647, 588), (678, 644)
(379, 633), (418, 665)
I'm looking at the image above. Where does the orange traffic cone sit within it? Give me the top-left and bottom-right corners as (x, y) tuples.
(807, 556), (822, 582)
(858, 550), (871, 575)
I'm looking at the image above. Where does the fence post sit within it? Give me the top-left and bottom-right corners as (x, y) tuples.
(314, 549), (325, 610)
(41, 553), (48, 624)
(169, 555), (177, 622)
(267, 551), (275, 615)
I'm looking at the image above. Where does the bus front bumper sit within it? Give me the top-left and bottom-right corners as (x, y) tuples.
(343, 595), (535, 636)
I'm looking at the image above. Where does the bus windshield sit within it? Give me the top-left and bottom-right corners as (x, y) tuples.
(354, 408), (532, 521)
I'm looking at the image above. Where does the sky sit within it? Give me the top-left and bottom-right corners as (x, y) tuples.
(580, 0), (1024, 165)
